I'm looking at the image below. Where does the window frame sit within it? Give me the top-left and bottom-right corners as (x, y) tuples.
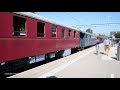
(52, 25), (57, 38)
(68, 30), (71, 38)
(62, 27), (65, 38)
(13, 15), (27, 37)
(37, 21), (45, 38)
(74, 31), (76, 38)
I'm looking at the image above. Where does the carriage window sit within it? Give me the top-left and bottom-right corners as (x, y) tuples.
(62, 27), (65, 38)
(52, 25), (57, 37)
(74, 31), (76, 37)
(87, 35), (89, 38)
(80, 32), (85, 38)
(37, 22), (45, 37)
(91, 36), (93, 38)
(13, 16), (26, 36)
(90, 35), (91, 38)
(69, 30), (71, 37)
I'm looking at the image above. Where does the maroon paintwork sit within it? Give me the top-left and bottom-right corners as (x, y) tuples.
(0, 12), (80, 62)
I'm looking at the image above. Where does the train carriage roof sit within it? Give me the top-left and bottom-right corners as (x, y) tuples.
(80, 29), (97, 37)
(12, 12), (96, 37)
(12, 12), (79, 31)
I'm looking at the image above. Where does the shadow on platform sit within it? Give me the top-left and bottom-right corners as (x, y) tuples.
(99, 52), (105, 55)
(111, 57), (118, 61)
(94, 52), (105, 55)
(46, 76), (57, 78)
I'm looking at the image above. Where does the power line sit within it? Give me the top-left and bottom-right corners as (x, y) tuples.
(51, 14), (76, 26)
(48, 12), (83, 29)
(63, 12), (84, 29)
(76, 23), (120, 27)
(64, 12), (85, 25)
(37, 12), (76, 27)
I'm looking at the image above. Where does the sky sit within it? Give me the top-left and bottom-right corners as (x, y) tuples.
(35, 12), (120, 35)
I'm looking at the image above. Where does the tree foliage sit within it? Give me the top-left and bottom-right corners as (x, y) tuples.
(114, 32), (120, 38)
(86, 28), (93, 34)
(98, 34), (106, 39)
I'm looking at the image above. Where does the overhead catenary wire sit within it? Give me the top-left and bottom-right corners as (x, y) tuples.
(35, 12), (119, 36)
(37, 12), (78, 27)
(50, 13), (77, 26)
(55, 13), (120, 35)
(76, 23), (120, 27)
(63, 12), (84, 24)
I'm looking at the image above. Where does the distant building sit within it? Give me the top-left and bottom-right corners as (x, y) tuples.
(110, 31), (120, 35)
(110, 31), (120, 39)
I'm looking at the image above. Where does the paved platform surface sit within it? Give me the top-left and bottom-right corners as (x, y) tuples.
(8, 44), (120, 78)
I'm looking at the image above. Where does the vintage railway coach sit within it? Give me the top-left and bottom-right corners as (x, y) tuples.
(0, 12), (80, 68)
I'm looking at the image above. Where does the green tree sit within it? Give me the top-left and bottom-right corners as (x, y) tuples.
(86, 28), (93, 34)
(114, 32), (120, 38)
(98, 34), (106, 39)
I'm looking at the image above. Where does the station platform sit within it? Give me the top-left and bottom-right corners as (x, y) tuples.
(8, 43), (120, 78)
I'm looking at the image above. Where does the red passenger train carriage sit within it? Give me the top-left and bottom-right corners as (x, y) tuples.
(0, 12), (80, 69)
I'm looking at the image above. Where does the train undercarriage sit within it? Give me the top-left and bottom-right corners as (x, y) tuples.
(0, 47), (79, 77)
